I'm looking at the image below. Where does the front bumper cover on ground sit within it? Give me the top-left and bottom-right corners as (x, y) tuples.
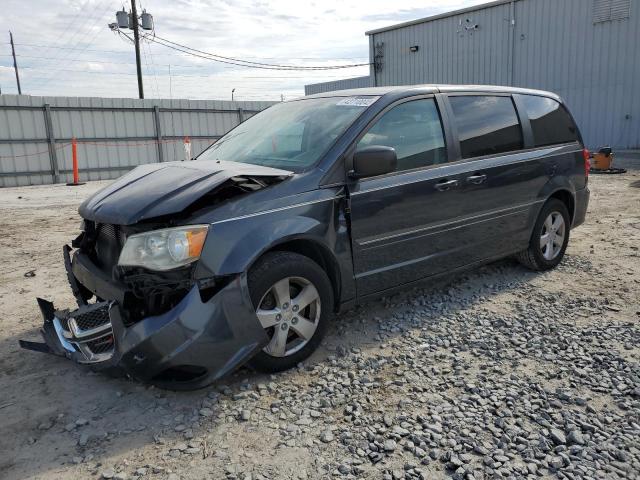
(20, 248), (269, 389)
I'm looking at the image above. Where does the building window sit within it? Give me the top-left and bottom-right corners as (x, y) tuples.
(449, 96), (523, 159)
(593, 0), (631, 23)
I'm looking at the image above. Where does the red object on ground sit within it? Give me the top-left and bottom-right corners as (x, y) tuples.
(72, 137), (79, 184)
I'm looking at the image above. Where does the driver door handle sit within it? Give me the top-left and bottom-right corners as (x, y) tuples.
(434, 179), (459, 191)
(466, 174), (487, 185)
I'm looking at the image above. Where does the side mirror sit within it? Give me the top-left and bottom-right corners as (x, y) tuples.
(350, 146), (397, 179)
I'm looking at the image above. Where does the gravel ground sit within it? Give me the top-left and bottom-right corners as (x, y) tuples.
(0, 166), (639, 480)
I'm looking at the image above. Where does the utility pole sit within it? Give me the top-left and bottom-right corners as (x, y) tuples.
(110, 4), (154, 99)
(130, 0), (144, 99)
(9, 31), (22, 95)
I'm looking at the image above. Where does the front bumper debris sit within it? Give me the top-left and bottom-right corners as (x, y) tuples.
(20, 247), (269, 389)
(20, 298), (116, 364)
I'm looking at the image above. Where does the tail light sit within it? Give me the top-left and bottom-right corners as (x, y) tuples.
(583, 148), (591, 178)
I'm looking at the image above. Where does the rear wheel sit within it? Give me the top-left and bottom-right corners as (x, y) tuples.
(516, 198), (570, 271)
(247, 251), (333, 373)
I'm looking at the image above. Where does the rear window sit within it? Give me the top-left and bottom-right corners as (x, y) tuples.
(449, 96), (524, 159)
(518, 95), (580, 147)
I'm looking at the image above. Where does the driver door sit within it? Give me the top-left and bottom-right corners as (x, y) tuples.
(347, 96), (467, 296)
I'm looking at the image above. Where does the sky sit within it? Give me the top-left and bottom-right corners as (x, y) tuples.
(0, 0), (487, 101)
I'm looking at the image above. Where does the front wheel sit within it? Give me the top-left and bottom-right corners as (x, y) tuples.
(516, 198), (571, 271)
(247, 251), (333, 373)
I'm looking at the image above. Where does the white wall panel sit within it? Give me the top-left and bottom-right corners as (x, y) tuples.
(0, 95), (274, 187)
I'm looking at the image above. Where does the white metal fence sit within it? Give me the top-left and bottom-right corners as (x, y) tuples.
(0, 95), (275, 187)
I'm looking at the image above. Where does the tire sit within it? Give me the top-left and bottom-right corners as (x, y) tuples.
(516, 198), (571, 271)
(247, 251), (333, 373)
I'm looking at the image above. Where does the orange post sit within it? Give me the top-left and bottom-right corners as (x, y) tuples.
(66, 137), (84, 186)
(72, 137), (79, 184)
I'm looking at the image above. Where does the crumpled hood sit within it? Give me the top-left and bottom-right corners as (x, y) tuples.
(79, 160), (292, 225)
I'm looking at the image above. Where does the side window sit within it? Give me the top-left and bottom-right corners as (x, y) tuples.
(449, 96), (523, 159)
(518, 95), (579, 147)
(356, 99), (446, 172)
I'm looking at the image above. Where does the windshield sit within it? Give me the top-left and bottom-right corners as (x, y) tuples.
(197, 96), (378, 171)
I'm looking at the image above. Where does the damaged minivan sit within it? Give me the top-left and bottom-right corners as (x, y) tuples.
(21, 85), (590, 389)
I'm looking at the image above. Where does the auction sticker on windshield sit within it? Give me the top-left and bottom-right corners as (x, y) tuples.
(336, 97), (379, 107)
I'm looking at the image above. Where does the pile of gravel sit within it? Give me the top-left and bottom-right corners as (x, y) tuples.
(74, 259), (638, 480)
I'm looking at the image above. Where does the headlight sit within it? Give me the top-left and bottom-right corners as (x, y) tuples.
(118, 225), (209, 271)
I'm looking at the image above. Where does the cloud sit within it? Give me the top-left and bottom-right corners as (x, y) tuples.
(0, 0), (486, 100)
(361, 6), (448, 23)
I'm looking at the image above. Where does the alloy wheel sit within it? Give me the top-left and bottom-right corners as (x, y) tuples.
(256, 276), (321, 357)
(540, 211), (566, 261)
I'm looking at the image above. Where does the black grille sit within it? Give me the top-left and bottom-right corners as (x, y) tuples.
(94, 223), (124, 272)
(72, 306), (110, 331)
(58, 302), (115, 361)
(87, 335), (114, 354)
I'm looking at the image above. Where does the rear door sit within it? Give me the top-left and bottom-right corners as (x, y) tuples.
(439, 93), (541, 261)
(347, 96), (470, 296)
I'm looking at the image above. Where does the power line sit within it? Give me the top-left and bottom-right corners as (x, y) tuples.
(7, 64), (138, 76)
(1, 63), (355, 81)
(111, 29), (370, 72)
(8, 54), (202, 68)
(148, 33), (372, 70)
(13, 42), (143, 55)
(26, 0), (95, 77)
(143, 40), (160, 97)
(142, 33), (372, 71)
(27, 0), (108, 79)
(10, 43), (369, 61)
(30, 0), (113, 89)
(138, 31), (160, 97)
(139, 42), (152, 94)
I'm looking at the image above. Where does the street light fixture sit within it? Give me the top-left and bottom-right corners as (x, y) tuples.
(232, 88), (236, 101)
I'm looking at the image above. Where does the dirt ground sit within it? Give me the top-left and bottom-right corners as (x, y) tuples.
(0, 160), (638, 480)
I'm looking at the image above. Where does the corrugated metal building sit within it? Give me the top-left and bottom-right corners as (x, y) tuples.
(309, 0), (638, 149)
(304, 76), (373, 95)
(366, 0), (638, 149)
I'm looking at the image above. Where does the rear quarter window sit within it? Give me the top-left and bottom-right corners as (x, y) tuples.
(449, 95), (524, 159)
(518, 95), (580, 147)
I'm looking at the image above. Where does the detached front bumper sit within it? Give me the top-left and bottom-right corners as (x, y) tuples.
(20, 248), (268, 389)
